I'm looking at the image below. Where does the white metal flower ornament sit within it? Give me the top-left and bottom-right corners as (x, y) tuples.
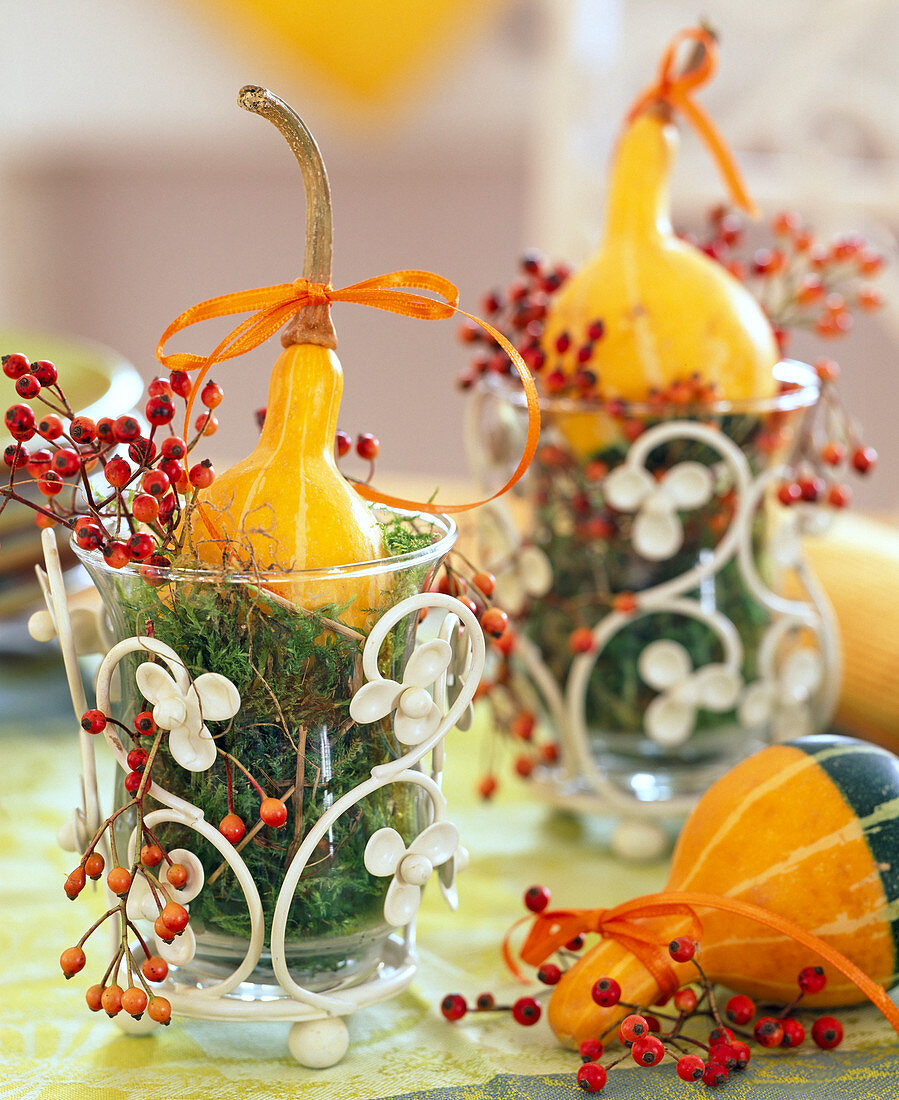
(738, 646), (823, 740)
(443, 621), (476, 732)
(135, 662), (241, 771)
(492, 544), (553, 615)
(364, 821), (460, 926)
(349, 638), (452, 746)
(639, 639), (742, 747)
(604, 460), (714, 561)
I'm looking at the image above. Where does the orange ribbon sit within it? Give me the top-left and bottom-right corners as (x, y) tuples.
(627, 26), (758, 216)
(509, 898), (703, 1002)
(156, 270), (540, 515)
(512, 890), (899, 1033)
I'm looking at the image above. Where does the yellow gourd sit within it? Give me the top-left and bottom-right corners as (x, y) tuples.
(541, 57), (779, 456)
(189, 88), (383, 621)
(545, 735), (899, 1048)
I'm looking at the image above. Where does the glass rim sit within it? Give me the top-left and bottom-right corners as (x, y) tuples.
(479, 359), (821, 417)
(71, 505), (457, 585)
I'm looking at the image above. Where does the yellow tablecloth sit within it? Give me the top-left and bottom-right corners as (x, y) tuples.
(1, 655), (897, 1099)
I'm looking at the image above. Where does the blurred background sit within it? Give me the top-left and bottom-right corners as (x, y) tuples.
(1, 0), (897, 507)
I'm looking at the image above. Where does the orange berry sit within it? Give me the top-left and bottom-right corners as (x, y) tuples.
(477, 774), (498, 800)
(60, 946), (86, 978)
(64, 866), (86, 900)
(514, 754), (535, 778)
(472, 571), (496, 598)
(219, 813), (246, 844)
(141, 843), (164, 867)
(797, 274), (824, 304)
(147, 996), (172, 1025)
(539, 742), (560, 764)
(106, 866), (132, 895)
(101, 984), (124, 1017)
(161, 901), (189, 934)
(141, 955), (169, 983)
(85, 984), (104, 1012)
(827, 484), (852, 509)
(121, 986), (148, 1018)
(480, 608), (509, 638)
(858, 286), (883, 312)
(568, 627), (594, 654)
(259, 797), (288, 828)
(492, 630), (515, 656)
(814, 358), (840, 383)
(613, 592), (638, 615)
(83, 852), (105, 880)
(820, 442), (845, 466)
(510, 711), (536, 742)
(154, 915), (175, 944)
(858, 249), (884, 276)
(166, 863), (189, 889)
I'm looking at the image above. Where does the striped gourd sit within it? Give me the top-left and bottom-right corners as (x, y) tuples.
(548, 735), (899, 1047)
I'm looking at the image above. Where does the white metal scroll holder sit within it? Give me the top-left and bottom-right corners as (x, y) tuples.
(32, 528), (485, 1068)
(466, 405), (841, 861)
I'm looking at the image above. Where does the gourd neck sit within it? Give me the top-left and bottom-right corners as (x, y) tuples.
(238, 85), (337, 349)
(602, 109), (677, 243)
(258, 346), (342, 459)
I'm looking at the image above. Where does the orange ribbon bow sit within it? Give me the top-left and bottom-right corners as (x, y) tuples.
(514, 897), (703, 1002)
(510, 890), (899, 1033)
(627, 26), (758, 216)
(156, 269), (540, 515)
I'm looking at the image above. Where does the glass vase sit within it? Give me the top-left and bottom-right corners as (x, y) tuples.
(468, 361), (840, 809)
(74, 508), (457, 995)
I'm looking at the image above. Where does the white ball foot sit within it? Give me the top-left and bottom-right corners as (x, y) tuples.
(610, 818), (668, 861)
(112, 1012), (160, 1037)
(288, 1016), (350, 1068)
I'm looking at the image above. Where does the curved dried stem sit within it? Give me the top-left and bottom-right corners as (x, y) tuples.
(238, 85), (336, 348)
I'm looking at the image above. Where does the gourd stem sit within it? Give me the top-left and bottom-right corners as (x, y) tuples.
(238, 85), (336, 347)
(239, 85), (332, 284)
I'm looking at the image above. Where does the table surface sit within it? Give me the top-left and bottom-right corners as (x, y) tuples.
(1, 651), (898, 1100)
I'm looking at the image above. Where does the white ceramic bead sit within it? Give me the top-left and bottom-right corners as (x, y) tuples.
(112, 1011), (160, 1037)
(288, 1016), (350, 1068)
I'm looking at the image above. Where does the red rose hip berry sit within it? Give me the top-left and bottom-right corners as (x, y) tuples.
(524, 884), (551, 912)
(440, 993), (467, 1021)
(219, 813), (246, 844)
(812, 1016), (843, 1050)
(576, 1063), (606, 1092)
(511, 996), (541, 1026)
(591, 977), (621, 1007)
(668, 937), (697, 962)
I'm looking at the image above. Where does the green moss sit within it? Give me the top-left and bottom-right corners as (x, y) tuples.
(102, 515), (443, 967)
(524, 412), (776, 758)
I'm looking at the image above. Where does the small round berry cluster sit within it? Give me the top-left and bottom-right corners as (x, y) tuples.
(690, 208), (884, 353)
(456, 209), (884, 410)
(2, 356), (223, 566)
(773, 357), (876, 510)
(65, 691), (291, 1025)
(426, 558), (558, 798)
(1, 354), (385, 568)
(440, 885), (848, 1094)
(574, 949), (843, 1092)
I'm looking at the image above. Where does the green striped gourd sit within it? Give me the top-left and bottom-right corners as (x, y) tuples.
(548, 735), (899, 1047)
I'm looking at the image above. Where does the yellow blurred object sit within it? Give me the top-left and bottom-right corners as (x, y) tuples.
(185, 0), (510, 117)
(804, 512), (899, 752)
